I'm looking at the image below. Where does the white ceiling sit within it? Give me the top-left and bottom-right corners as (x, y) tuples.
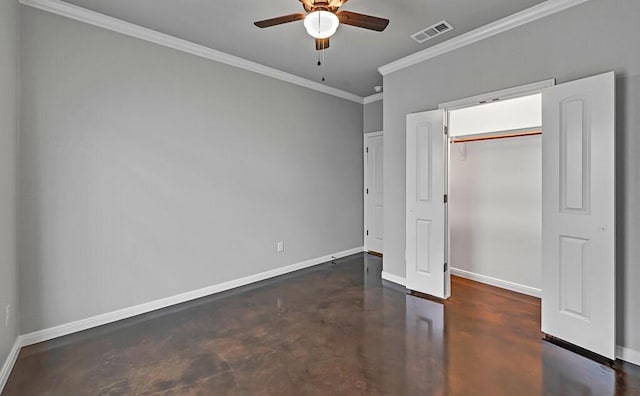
(61, 0), (547, 97)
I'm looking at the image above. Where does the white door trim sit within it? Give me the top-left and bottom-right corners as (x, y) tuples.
(439, 79), (556, 111)
(438, 80), (554, 301)
(364, 131), (383, 252)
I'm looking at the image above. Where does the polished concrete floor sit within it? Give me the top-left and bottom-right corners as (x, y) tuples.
(4, 253), (640, 395)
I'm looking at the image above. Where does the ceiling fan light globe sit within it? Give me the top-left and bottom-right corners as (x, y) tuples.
(304, 11), (339, 39)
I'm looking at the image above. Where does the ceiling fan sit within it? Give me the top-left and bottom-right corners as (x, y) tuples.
(254, 0), (389, 50)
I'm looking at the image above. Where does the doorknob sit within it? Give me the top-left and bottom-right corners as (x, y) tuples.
(600, 226), (605, 231)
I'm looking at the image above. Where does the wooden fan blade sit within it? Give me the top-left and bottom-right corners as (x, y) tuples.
(315, 38), (330, 50)
(254, 13), (305, 28)
(336, 11), (389, 31)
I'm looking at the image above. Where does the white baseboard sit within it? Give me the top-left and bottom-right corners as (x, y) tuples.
(451, 268), (541, 298)
(381, 271), (406, 287)
(616, 346), (640, 367)
(20, 246), (364, 347)
(8, 249), (638, 388)
(0, 337), (22, 393)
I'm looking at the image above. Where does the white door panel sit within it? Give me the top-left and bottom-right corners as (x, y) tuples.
(366, 134), (384, 254)
(541, 72), (615, 359)
(406, 110), (447, 298)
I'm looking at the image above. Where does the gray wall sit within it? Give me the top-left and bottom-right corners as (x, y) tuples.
(364, 99), (383, 134)
(383, 0), (640, 352)
(0, 0), (19, 367)
(19, 7), (363, 334)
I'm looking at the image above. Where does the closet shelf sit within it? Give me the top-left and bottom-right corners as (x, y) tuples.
(450, 130), (541, 144)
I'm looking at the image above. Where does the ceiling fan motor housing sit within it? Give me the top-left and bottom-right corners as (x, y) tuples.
(303, 1), (334, 13)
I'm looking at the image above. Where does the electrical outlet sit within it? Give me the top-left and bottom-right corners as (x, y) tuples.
(277, 241), (284, 253)
(5, 304), (10, 329)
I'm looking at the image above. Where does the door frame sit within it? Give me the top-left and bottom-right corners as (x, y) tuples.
(436, 78), (556, 297)
(364, 131), (383, 253)
(438, 79), (556, 111)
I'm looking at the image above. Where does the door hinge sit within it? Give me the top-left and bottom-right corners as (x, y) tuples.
(366, 230), (369, 236)
(366, 188), (369, 194)
(444, 262), (448, 272)
(444, 126), (449, 136)
(366, 147), (369, 153)
(444, 194), (448, 203)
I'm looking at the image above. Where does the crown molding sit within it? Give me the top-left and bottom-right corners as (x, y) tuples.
(20, 0), (365, 104)
(363, 93), (383, 104)
(378, 0), (592, 76)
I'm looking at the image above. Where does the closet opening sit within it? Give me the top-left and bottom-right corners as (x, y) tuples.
(446, 92), (543, 299)
(406, 73), (615, 360)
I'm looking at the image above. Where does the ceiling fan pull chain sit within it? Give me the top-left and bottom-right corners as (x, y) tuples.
(321, 48), (326, 82)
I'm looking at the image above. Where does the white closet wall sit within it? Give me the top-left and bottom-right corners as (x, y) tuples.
(449, 135), (541, 292)
(449, 94), (542, 137)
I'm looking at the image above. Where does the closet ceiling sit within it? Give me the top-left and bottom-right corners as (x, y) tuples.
(62, 0), (546, 97)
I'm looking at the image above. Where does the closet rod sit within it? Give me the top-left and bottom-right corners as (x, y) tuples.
(450, 130), (541, 144)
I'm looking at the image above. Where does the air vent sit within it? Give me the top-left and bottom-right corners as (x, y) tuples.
(411, 20), (453, 43)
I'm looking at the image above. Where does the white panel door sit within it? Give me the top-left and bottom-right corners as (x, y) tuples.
(541, 72), (615, 359)
(406, 110), (447, 298)
(366, 133), (384, 254)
